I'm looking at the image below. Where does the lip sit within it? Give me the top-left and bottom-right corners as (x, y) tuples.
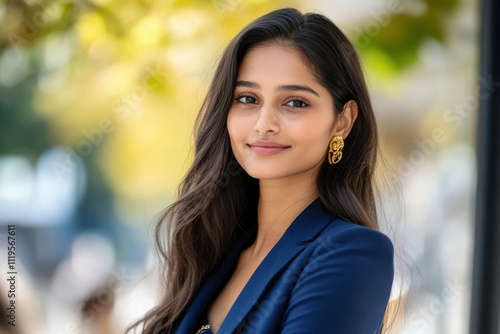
(247, 141), (291, 155)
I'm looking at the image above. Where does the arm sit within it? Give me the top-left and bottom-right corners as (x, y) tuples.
(281, 225), (394, 334)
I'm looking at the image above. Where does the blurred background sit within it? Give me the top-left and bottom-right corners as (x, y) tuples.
(0, 0), (480, 333)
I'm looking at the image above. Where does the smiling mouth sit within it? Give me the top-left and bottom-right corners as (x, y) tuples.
(247, 144), (290, 155)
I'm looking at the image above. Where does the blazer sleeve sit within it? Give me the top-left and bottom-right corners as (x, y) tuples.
(280, 225), (394, 334)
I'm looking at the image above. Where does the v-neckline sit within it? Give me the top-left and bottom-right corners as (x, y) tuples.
(207, 197), (325, 333)
(207, 243), (261, 334)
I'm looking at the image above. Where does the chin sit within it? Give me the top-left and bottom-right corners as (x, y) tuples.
(241, 165), (297, 180)
(240, 166), (282, 180)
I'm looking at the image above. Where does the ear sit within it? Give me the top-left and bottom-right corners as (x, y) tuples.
(331, 100), (358, 138)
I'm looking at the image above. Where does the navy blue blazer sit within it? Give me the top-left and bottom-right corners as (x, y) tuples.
(173, 198), (394, 334)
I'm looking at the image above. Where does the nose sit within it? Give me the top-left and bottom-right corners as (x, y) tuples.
(253, 104), (280, 134)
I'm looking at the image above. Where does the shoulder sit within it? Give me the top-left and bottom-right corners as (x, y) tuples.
(285, 198), (393, 260)
(305, 218), (394, 278)
(318, 218), (394, 254)
(281, 218), (394, 333)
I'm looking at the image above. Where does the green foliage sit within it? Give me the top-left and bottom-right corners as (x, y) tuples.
(354, 0), (461, 75)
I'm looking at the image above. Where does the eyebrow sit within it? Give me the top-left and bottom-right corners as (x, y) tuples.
(235, 80), (320, 97)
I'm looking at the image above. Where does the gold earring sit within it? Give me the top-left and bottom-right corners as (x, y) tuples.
(328, 136), (344, 165)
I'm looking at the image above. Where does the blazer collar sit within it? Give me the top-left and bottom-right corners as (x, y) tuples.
(173, 197), (336, 334)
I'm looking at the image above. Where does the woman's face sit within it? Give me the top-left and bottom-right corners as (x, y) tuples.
(227, 43), (337, 180)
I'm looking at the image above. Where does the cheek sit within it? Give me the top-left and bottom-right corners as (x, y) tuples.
(289, 117), (332, 146)
(301, 133), (330, 157)
(226, 110), (238, 141)
(290, 122), (333, 162)
(227, 110), (254, 138)
(227, 110), (246, 146)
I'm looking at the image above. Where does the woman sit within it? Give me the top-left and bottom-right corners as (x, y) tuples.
(131, 7), (394, 334)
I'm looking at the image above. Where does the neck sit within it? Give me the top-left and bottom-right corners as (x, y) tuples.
(248, 170), (319, 256)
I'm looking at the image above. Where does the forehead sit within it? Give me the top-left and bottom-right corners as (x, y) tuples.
(237, 43), (319, 86)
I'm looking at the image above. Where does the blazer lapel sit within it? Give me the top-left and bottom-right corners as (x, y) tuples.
(218, 197), (335, 334)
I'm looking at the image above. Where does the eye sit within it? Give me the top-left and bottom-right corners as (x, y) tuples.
(235, 95), (257, 104)
(285, 98), (309, 108)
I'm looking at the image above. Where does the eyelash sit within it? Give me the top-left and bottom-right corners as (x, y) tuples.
(286, 97), (310, 108)
(234, 95), (257, 105)
(234, 95), (310, 108)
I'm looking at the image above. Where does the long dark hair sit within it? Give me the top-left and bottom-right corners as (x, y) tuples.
(130, 7), (385, 333)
